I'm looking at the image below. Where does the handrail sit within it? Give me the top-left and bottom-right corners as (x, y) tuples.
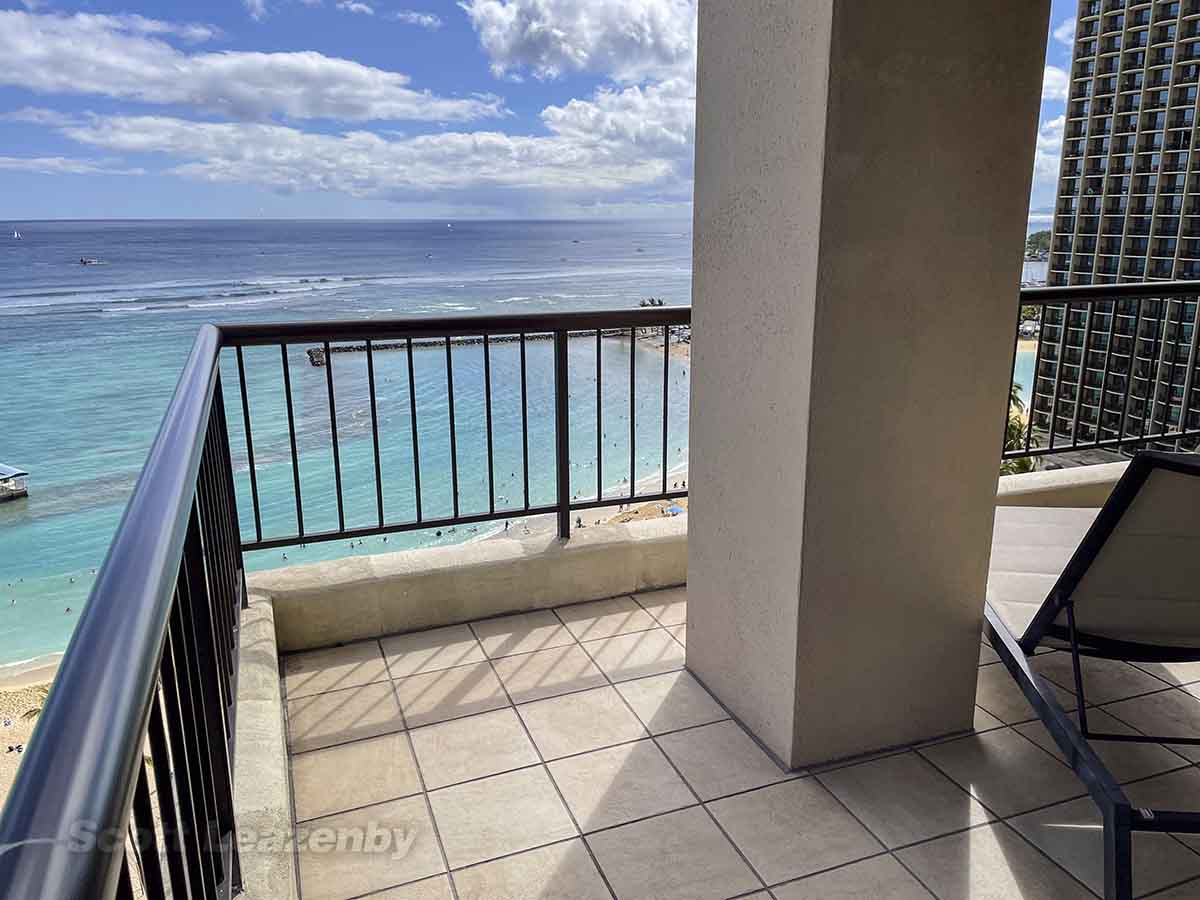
(0, 326), (223, 898)
(219, 306), (691, 346)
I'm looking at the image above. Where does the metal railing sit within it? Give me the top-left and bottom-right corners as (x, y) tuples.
(0, 326), (244, 900)
(222, 307), (691, 547)
(0, 305), (691, 900)
(1006, 281), (1200, 460)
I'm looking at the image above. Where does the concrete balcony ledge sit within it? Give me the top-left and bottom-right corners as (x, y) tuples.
(996, 460), (1128, 508)
(249, 516), (687, 653)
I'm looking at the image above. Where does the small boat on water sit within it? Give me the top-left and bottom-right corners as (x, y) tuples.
(11, 230), (20, 240)
(0, 464), (29, 502)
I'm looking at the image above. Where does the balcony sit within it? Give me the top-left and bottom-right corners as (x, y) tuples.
(8, 10), (1200, 899)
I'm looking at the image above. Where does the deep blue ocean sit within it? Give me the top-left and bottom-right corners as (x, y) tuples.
(0, 220), (693, 667)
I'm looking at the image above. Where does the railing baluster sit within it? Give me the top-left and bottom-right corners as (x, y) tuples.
(280, 344), (305, 538)
(407, 338), (422, 523)
(446, 337), (460, 519)
(661, 325), (670, 494)
(1119, 297), (1145, 442)
(235, 347), (262, 545)
(521, 333), (530, 511)
(148, 682), (191, 899)
(323, 341), (345, 533)
(555, 329), (571, 538)
(1047, 302), (1072, 450)
(1025, 302), (1049, 454)
(130, 763), (166, 900)
(596, 330), (603, 502)
(160, 620), (215, 900)
(1070, 301), (1097, 447)
(1177, 299), (1200, 449)
(484, 334), (495, 515)
(1095, 300), (1117, 442)
(1141, 301), (1165, 442)
(629, 326), (636, 500)
(366, 340), (384, 527)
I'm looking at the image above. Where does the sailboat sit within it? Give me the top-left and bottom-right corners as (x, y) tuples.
(12, 230), (20, 240)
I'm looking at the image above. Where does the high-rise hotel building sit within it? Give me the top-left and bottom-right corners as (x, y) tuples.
(1036, 0), (1200, 452)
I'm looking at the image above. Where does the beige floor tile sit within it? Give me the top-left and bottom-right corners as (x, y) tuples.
(667, 623), (686, 646)
(1010, 795), (1200, 897)
(381, 625), (486, 678)
(283, 640), (389, 699)
(974, 706), (1006, 733)
(657, 720), (788, 801)
(470, 610), (577, 659)
(452, 839), (611, 900)
(614, 670), (727, 734)
(586, 806), (760, 900)
(1105, 688), (1200, 762)
(548, 739), (696, 831)
(296, 795), (445, 900)
(1015, 708), (1190, 784)
(1133, 660), (1200, 687)
(517, 685), (647, 759)
(408, 707), (539, 790)
(556, 595), (658, 641)
(918, 728), (1085, 817)
(975, 663), (1076, 725)
(771, 855), (931, 900)
(1123, 767), (1200, 854)
(1149, 877), (1200, 898)
(427, 767), (576, 869)
(368, 875), (454, 900)
(393, 661), (509, 728)
(817, 751), (992, 848)
(635, 587), (687, 626)
(287, 681), (405, 753)
(582, 628), (686, 681)
(292, 731), (422, 821)
(709, 778), (881, 883)
(897, 823), (1093, 900)
(979, 643), (1001, 666)
(1031, 651), (1170, 706)
(491, 643), (608, 703)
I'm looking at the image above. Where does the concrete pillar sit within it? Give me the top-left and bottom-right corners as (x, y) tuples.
(687, 0), (1049, 768)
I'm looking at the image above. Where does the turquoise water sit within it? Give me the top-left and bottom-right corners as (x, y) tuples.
(0, 220), (692, 665)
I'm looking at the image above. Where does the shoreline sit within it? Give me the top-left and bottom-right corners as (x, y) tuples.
(0, 654), (61, 692)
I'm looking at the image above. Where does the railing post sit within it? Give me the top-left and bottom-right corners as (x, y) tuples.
(554, 329), (571, 539)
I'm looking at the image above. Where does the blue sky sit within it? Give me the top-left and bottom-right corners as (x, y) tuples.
(0, 0), (1073, 220)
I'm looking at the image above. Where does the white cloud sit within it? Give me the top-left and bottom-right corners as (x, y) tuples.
(542, 77), (693, 156)
(1042, 65), (1069, 102)
(1053, 17), (1077, 46)
(394, 10), (443, 29)
(60, 114), (680, 198)
(0, 155), (144, 176)
(0, 11), (503, 122)
(1034, 115), (1065, 185)
(0, 106), (81, 127)
(244, 0), (269, 21)
(460, 0), (696, 82)
(336, 1), (374, 15)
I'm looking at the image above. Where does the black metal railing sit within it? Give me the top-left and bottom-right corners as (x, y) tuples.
(0, 306), (691, 900)
(222, 307), (691, 548)
(1006, 281), (1200, 460)
(0, 326), (244, 900)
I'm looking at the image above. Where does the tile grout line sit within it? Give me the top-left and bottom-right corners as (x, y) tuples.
(280, 650), (305, 900)
(477, 635), (623, 900)
(555, 603), (775, 898)
(377, 636), (465, 900)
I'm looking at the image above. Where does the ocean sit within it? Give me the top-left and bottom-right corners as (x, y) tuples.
(0, 221), (1043, 669)
(0, 220), (693, 667)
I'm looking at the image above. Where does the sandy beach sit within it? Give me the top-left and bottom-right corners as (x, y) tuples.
(1017, 338), (1039, 353)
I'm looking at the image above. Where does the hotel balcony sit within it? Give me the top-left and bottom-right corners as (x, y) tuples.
(7, 6), (1200, 900)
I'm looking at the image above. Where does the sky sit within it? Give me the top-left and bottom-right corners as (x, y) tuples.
(0, 0), (1075, 221)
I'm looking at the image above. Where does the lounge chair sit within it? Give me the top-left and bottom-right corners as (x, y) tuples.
(983, 450), (1200, 900)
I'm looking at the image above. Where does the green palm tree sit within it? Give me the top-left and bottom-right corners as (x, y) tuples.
(1001, 381), (1038, 476)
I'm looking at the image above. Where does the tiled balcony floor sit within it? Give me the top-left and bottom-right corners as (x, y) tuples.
(281, 587), (1200, 900)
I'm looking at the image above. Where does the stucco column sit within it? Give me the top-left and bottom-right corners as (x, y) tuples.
(687, 0), (1049, 768)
